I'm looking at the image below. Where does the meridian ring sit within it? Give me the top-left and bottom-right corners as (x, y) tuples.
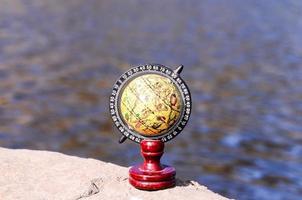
(109, 64), (192, 143)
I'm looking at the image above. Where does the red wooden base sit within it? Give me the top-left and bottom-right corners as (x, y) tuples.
(129, 140), (176, 191)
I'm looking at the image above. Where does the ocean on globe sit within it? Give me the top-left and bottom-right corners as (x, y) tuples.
(119, 74), (183, 137)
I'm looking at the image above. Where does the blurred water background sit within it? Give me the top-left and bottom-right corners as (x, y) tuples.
(0, 0), (302, 199)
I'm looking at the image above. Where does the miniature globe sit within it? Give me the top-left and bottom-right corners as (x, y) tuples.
(119, 74), (183, 137)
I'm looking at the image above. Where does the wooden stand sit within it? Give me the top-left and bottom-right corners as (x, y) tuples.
(129, 140), (176, 190)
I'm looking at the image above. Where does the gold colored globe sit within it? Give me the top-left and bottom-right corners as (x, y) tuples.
(119, 74), (183, 136)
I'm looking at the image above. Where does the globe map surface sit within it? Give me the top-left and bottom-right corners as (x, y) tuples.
(119, 74), (183, 136)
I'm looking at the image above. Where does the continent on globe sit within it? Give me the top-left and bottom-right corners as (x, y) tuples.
(120, 74), (183, 137)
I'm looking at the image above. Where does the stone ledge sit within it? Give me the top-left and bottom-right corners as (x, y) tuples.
(0, 148), (229, 200)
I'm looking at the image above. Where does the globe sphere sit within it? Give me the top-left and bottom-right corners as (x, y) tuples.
(119, 74), (183, 137)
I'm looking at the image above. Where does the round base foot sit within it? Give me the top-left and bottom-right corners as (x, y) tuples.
(129, 165), (176, 191)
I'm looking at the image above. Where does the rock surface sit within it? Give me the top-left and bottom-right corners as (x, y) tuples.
(0, 148), (229, 200)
